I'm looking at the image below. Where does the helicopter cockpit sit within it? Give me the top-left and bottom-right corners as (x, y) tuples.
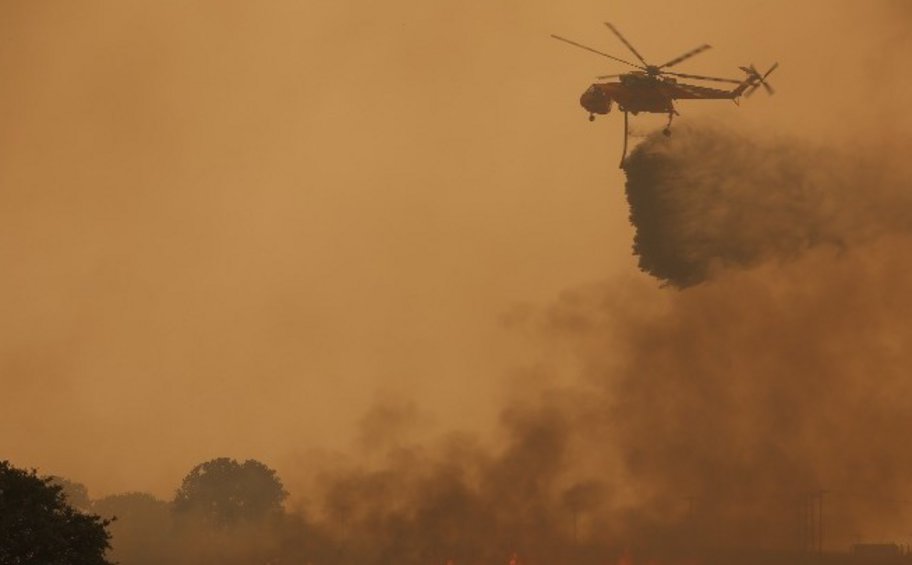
(580, 84), (612, 118)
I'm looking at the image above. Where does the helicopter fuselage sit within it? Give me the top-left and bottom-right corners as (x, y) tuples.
(579, 74), (738, 117)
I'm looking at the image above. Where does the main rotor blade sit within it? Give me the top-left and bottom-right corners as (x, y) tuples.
(550, 34), (643, 69)
(603, 22), (649, 67)
(662, 70), (742, 84)
(660, 44), (712, 69)
(596, 74), (624, 79)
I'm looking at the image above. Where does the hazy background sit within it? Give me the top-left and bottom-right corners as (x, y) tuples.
(1, 0), (908, 504)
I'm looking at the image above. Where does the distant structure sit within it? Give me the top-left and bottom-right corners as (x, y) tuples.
(852, 543), (905, 564)
(800, 490), (828, 554)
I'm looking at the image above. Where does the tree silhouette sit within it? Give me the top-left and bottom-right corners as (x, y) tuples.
(93, 492), (174, 565)
(0, 460), (112, 565)
(49, 476), (91, 511)
(173, 457), (287, 527)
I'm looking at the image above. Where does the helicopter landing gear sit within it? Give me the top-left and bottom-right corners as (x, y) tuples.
(663, 109), (675, 136)
(589, 113), (595, 122)
(663, 128), (672, 137)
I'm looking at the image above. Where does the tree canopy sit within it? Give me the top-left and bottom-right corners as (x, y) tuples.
(0, 460), (112, 565)
(49, 476), (91, 511)
(93, 492), (175, 565)
(173, 457), (287, 527)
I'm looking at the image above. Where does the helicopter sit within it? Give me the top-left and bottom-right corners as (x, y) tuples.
(551, 23), (777, 165)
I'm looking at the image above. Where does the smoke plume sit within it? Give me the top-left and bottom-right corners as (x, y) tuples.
(623, 123), (912, 287)
(522, 124), (912, 554)
(272, 125), (912, 563)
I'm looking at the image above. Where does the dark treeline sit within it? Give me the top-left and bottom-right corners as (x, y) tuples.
(52, 457), (319, 565)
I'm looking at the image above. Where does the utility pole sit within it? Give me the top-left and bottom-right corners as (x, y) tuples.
(798, 490), (828, 554)
(799, 492), (811, 553)
(817, 490), (827, 555)
(798, 490), (827, 554)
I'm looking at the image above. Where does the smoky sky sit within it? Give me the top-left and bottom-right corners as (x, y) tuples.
(1, 0), (911, 525)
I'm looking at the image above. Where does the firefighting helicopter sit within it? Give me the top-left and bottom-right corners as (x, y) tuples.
(551, 23), (777, 165)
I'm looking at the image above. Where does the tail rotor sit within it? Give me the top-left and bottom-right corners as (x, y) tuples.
(741, 63), (778, 97)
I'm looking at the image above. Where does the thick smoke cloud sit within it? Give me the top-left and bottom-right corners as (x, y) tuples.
(542, 236), (912, 553)
(533, 128), (912, 553)
(623, 124), (912, 286)
(306, 403), (588, 564)
(293, 129), (912, 562)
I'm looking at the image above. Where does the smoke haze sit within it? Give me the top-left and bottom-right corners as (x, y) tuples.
(529, 238), (912, 550)
(317, 124), (912, 558)
(3, 0), (912, 561)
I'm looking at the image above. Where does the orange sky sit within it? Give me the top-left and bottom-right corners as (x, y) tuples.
(0, 1), (908, 497)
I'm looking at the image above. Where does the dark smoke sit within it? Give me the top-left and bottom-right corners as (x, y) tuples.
(521, 123), (912, 553)
(310, 402), (608, 565)
(538, 234), (912, 555)
(93, 125), (910, 564)
(33, 133), (912, 564)
(622, 123), (912, 287)
(291, 126), (912, 563)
